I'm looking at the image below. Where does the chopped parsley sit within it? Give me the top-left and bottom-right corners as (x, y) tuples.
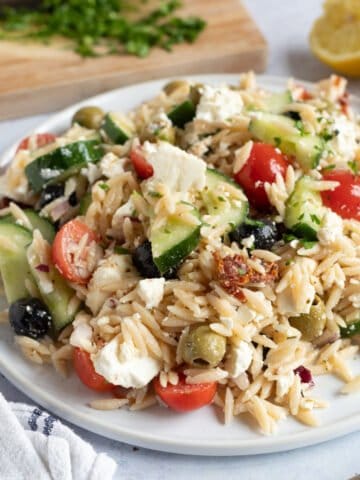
(237, 267), (247, 275)
(98, 183), (110, 192)
(0, 0), (206, 58)
(294, 120), (307, 136)
(322, 164), (336, 172)
(301, 240), (317, 249)
(310, 214), (321, 225)
(273, 136), (281, 148)
(217, 196), (226, 202)
(348, 160), (359, 175)
(283, 233), (317, 250)
(114, 246), (130, 255)
(148, 190), (163, 198)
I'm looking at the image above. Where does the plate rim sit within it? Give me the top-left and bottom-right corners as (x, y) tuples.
(1, 73), (359, 456)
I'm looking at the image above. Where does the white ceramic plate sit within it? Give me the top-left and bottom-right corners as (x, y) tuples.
(0, 75), (359, 456)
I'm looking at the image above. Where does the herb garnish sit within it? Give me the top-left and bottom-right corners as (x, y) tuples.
(348, 160), (359, 175)
(98, 182), (110, 191)
(0, 0), (206, 58)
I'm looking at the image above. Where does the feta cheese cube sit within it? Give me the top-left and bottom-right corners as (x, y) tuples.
(143, 141), (206, 194)
(225, 341), (253, 378)
(196, 85), (243, 124)
(137, 278), (165, 309)
(92, 336), (161, 389)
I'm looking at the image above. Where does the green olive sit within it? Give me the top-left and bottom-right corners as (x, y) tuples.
(163, 80), (190, 96)
(72, 106), (104, 130)
(189, 84), (202, 106)
(289, 296), (326, 342)
(180, 325), (226, 368)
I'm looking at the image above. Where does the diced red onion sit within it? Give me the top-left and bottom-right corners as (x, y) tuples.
(294, 366), (314, 386)
(36, 264), (50, 273)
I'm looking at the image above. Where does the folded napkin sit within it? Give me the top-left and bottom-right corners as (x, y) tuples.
(0, 393), (117, 480)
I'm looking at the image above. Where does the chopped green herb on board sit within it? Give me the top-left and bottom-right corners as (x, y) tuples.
(0, 0), (206, 58)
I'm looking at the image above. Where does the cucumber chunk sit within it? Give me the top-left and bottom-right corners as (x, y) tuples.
(259, 91), (293, 114)
(284, 176), (325, 240)
(150, 206), (201, 274)
(101, 112), (134, 144)
(25, 139), (103, 193)
(0, 223), (33, 303)
(28, 251), (79, 332)
(0, 209), (55, 244)
(249, 112), (324, 171)
(202, 168), (248, 232)
(167, 100), (196, 128)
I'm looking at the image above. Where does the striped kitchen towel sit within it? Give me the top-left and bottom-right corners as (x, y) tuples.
(0, 393), (117, 480)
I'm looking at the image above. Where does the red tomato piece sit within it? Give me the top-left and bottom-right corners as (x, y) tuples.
(153, 374), (217, 412)
(321, 170), (360, 221)
(130, 148), (153, 179)
(73, 348), (114, 392)
(16, 133), (57, 153)
(234, 142), (289, 210)
(52, 219), (98, 285)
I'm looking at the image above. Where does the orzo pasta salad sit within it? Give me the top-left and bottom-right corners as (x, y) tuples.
(0, 73), (360, 434)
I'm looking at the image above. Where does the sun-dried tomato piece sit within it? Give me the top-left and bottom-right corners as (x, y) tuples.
(214, 252), (278, 301)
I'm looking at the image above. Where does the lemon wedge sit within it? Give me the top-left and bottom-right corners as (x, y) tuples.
(309, 0), (360, 77)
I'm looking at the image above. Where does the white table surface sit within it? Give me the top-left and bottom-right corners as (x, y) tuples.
(1, 1), (360, 478)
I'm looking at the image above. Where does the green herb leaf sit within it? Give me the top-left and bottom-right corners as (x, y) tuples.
(99, 182), (110, 192)
(310, 214), (321, 225)
(348, 160), (359, 175)
(0, 0), (206, 58)
(114, 246), (130, 254)
(322, 164), (336, 172)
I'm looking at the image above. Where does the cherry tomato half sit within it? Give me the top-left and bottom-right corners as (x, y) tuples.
(52, 219), (98, 285)
(153, 374), (217, 412)
(16, 133), (57, 153)
(321, 170), (360, 221)
(130, 148), (153, 179)
(234, 142), (289, 210)
(73, 348), (114, 392)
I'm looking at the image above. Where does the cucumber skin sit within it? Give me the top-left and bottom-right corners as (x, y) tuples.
(29, 261), (79, 332)
(0, 210), (55, 244)
(284, 176), (324, 240)
(203, 168), (248, 232)
(153, 224), (201, 274)
(25, 139), (103, 193)
(102, 114), (130, 144)
(0, 223), (33, 304)
(249, 113), (324, 171)
(167, 100), (196, 128)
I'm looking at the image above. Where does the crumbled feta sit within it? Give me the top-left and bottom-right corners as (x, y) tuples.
(137, 278), (165, 309)
(143, 141), (206, 193)
(40, 168), (62, 180)
(241, 235), (255, 249)
(225, 341), (253, 378)
(276, 371), (294, 398)
(100, 152), (126, 178)
(330, 115), (358, 161)
(113, 197), (134, 219)
(148, 111), (172, 134)
(70, 320), (93, 351)
(80, 163), (102, 184)
(92, 336), (161, 388)
(196, 85), (243, 124)
(317, 209), (343, 246)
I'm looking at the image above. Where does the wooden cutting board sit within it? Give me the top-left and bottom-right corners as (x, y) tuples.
(0, 0), (267, 120)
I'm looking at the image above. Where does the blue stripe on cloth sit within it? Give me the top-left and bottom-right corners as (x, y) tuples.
(28, 408), (42, 431)
(43, 415), (57, 436)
